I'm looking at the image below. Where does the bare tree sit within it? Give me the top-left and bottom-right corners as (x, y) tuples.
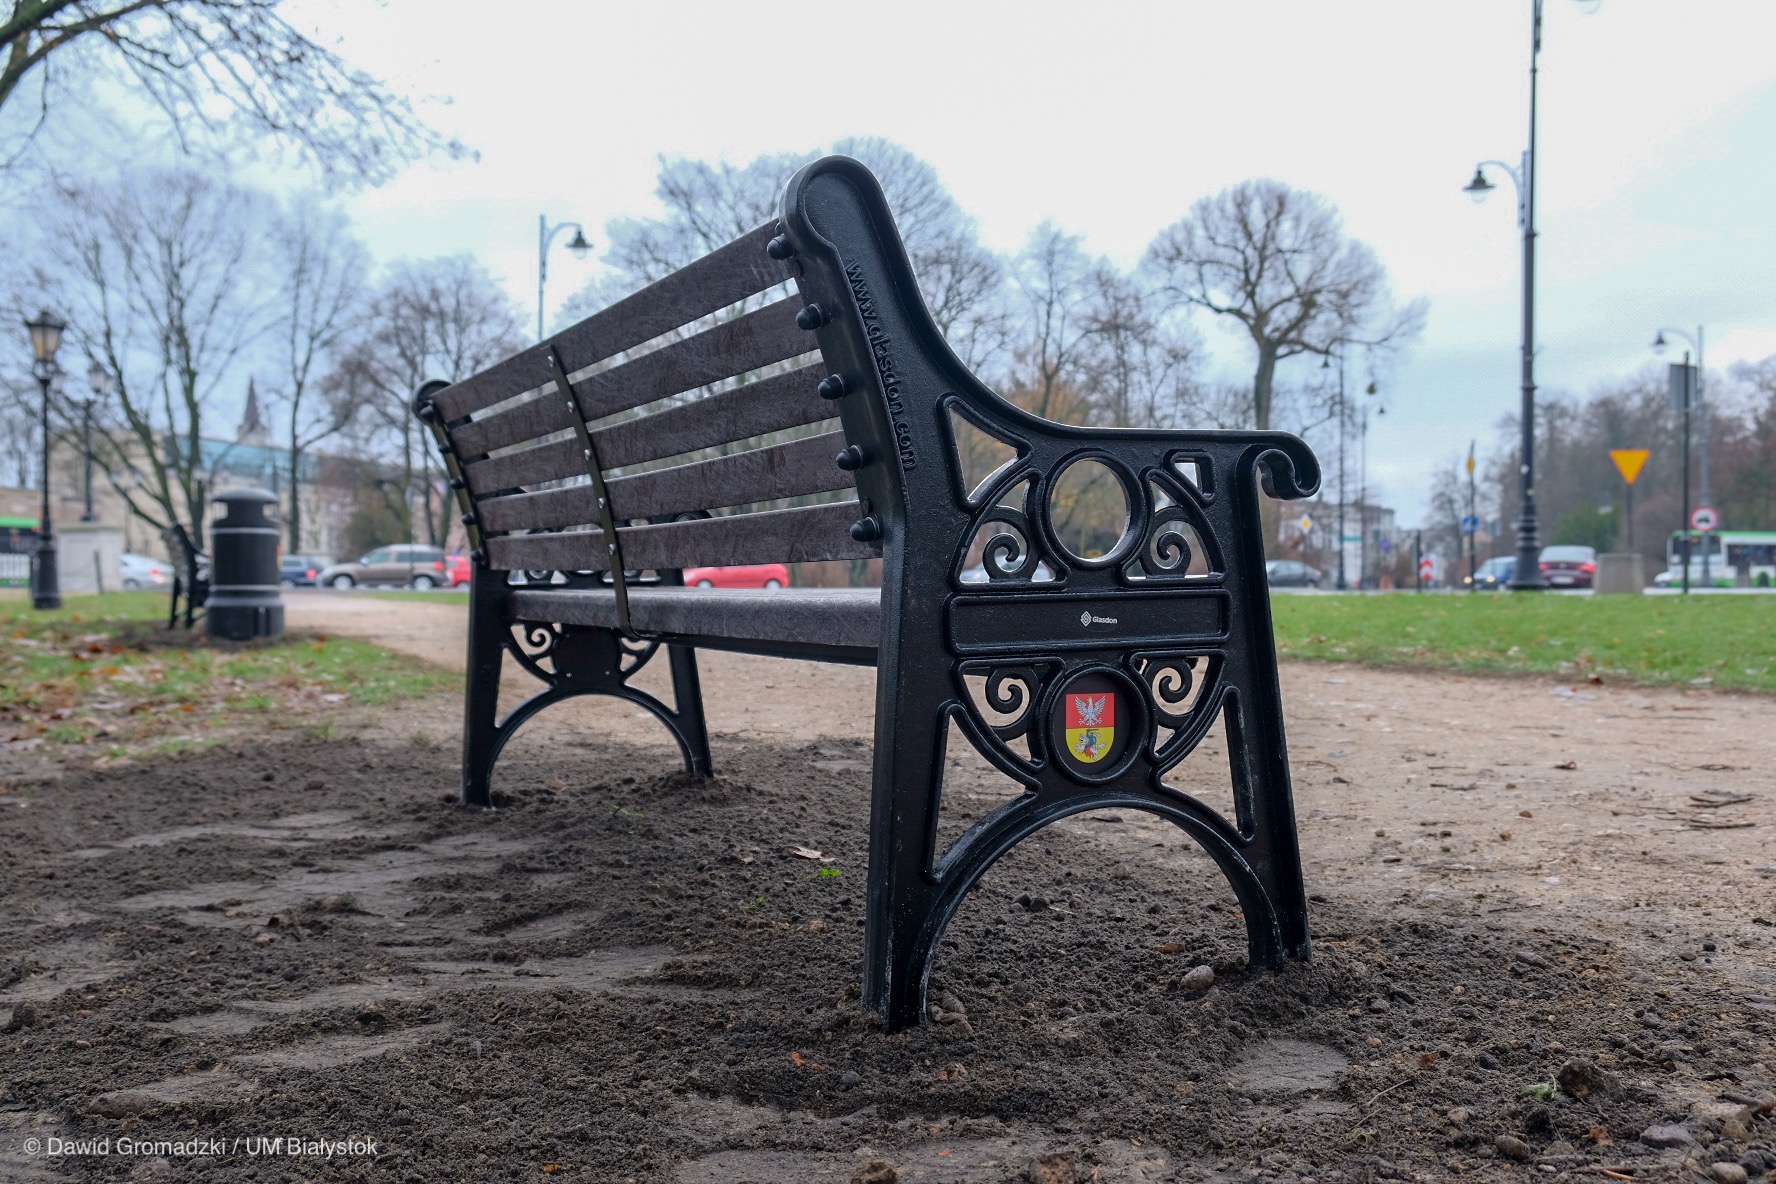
(1076, 267), (1200, 430)
(39, 169), (266, 541)
(338, 256), (524, 545)
(1145, 178), (1424, 431)
(1, 0), (466, 184)
(265, 196), (367, 550)
(569, 141), (1010, 371)
(1007, 222), (1098, 424)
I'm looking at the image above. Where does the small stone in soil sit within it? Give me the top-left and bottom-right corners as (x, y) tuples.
(1182, 965), (1214, 993)
(1446, 1107), (1471, 1125)
(1495, 1135), (1531, 1162)
(839, 1070), (861, 1087)
(1640, 1124), (1696, 1148)
(1556, 1057), (1620, 1100)
(1710, 1165), (1749, 1184)
(849, 1162), (897, 1184)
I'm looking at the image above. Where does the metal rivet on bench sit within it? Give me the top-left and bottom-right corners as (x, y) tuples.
(795, 304), (827, 331)
(460, 513), (476, 527)
(766, 235), (795, 260)
(448, 476), (465, 490)
(817, 374), (849, 400)
(834, 445), (866, 472)
(849, 516), (882, 543)
(469, 548), (484, 564)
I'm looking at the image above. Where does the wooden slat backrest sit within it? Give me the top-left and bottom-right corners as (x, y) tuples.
(484, 501), (876, 574)
(451, 295), (813, 459)
(433, 222), (789, 422)
(477, 432), (851, 533)
(460, 362), (831, 496)
(426, 221), (872, 579)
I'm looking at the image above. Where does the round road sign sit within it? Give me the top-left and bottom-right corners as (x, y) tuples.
(1690, 505), (1719, 532)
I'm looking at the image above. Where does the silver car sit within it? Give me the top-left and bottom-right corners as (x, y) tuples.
(317, 545), (449, 589)
(120, 553), (170, 590)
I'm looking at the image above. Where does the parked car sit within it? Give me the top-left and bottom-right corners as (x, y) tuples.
(1538, 545), (1597, 588)
(1464, 555), (1515, 590)
(683, 563), (790, 589)
(447, 553), (471, 587)
(1264, 559), (1322, 588)
(317, 545), (450, 589)
(278, 553), (331, 587)
(119, 553), (169, 590)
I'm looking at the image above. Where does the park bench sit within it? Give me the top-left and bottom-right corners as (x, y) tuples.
(414, 156), (1322, 1032)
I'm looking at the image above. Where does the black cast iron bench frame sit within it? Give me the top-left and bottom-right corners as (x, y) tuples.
(414, 157), (1321, 1033)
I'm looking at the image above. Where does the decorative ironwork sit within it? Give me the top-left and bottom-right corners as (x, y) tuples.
(780, 155), (1321, 1032)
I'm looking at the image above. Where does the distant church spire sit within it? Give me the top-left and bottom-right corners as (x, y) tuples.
(237, 378), (266, 444)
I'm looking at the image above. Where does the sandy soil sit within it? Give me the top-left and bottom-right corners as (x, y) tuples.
(0, 589), (1770, 1183)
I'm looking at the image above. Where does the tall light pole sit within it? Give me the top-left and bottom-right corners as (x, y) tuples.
(1464, 0), (1595, 589)
(537, 215), (592, 341)
(1653, 327), (1706, 582)
(25, 309), (66, 610)
(1322, 347), (1349, 591)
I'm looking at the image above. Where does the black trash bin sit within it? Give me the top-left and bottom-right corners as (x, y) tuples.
(207, 488), (284, 641)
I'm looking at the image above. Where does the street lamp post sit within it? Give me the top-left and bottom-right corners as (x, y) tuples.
(1653, 327), (1706, 583)
(25, 310), (67, 610)
(537, 215), (592, 342)
(1463, 0), (1597, 590)
(1322, 347), (1349, 591)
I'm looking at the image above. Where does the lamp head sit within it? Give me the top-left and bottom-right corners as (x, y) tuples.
(88, 361), (114, 396)
(1463, 167), (1495, 203)
(25, 309), (66, 364)
(1651, 331), (1668, 356)
(566, 228), (592, 261)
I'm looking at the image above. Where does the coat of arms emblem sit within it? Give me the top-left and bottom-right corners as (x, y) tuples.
(1064, 692), (1115, 764)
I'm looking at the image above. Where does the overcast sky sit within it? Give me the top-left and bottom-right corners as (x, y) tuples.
(68, 2), (1776, 523)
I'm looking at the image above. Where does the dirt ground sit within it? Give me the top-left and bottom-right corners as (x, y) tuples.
(1, 590), (1772, 1183)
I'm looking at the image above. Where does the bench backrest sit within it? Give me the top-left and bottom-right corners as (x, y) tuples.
(415, 223), (880, 582)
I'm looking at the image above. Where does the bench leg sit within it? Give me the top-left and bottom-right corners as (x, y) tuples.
(666, 644), (712, 776)
(860, 681), (1311, 1034)
(460, 566), (509, 807)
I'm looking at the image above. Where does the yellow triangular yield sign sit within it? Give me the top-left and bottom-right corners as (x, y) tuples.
(1610, 449), (1650, 485)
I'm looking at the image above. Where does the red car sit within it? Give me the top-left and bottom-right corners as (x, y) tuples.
(684, 563), (789, 589)
(1538, 545), (1597, 589)
(447, 553), (471, 587)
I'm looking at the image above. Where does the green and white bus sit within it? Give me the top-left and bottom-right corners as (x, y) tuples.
(1659, 530), (1776, 588)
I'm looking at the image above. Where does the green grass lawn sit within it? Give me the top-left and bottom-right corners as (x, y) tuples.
(1271, 592), (1776, 692)
(2, 591), (454, 755)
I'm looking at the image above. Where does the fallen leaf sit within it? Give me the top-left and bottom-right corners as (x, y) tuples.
(542, 1165), (560, 1174)
(788, 846), (827, 861)
(1553, 760), (1577, 770)
(1155, 943), (1185, 954)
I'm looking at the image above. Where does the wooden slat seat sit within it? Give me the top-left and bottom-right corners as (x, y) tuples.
(510, 586), (879, 661)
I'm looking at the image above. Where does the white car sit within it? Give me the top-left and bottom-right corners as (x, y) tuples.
(120, 553), (170, 590)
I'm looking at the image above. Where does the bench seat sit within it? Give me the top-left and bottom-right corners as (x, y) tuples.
(509, 586), (880, 663)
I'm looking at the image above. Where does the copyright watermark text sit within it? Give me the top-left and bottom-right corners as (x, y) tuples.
(21, 1134), (380, 1160)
